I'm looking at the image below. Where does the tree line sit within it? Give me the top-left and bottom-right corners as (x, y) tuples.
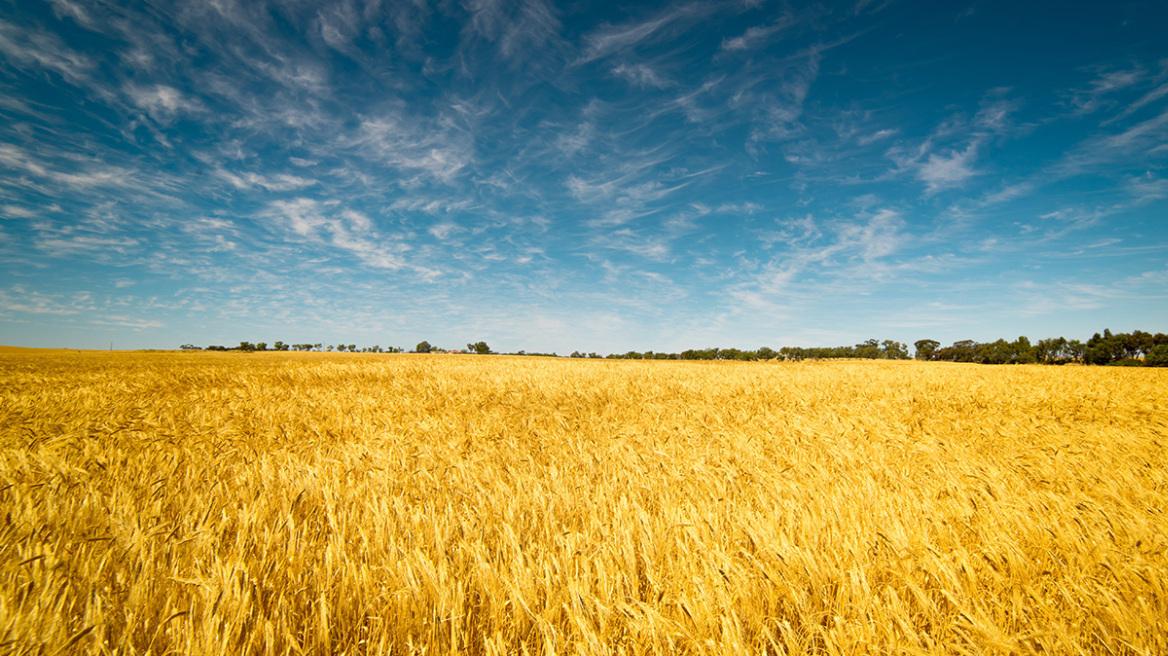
(915, 329), (1168, 366)
(177, 329), (1168, 366)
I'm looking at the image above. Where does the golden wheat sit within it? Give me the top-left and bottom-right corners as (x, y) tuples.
(1, 350), (1165, 654)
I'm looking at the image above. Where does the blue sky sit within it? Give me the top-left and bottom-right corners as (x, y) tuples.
(1, 0), (1166, 353)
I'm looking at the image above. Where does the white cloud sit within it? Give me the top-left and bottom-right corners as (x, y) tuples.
(835, 208), (905, 261)
(611, 63), (671, 89)
(917, 143), (979, 194)
(980, 182), (1034, 206)
(37, 234), (140, 256)
(263, 199), (431, 275)
(389, 197), (475, 214)
(1070, 67), (1146, 115)
(429, 222), (460, 240)
(217, 169), (317, 192)
(1, 205), (39, 219)
(0, 144), (136, 190)
(1099, 107), (1168, 151)
(0, 288), (88, 315)
(465, 0), (564, 60)
(0, 19), (94, 87)
(125, 84), (201, 122)
(743, 48), (821, 144)
(269, 198), (327, 236)
(1111, 82), (1168, 122)
(103, 316), (165, 329)
(857, 128), (897, 145)
(580, 15), (672, 63)
(973, 97), (1020, 133)
(1126, 172), (1168, 202)
(721, 23), (781, 51)
(45, 0), (96, 28)
(577, 4), (710, 63)
(352, 115), (473, 184)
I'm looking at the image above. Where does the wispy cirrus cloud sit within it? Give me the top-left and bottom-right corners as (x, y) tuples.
(719, 8), (820, 52)
(577, 3), (713, 64)
(216, 169), (317, 192)
(350, 114), (474, 184)
(262, 198), (443, 277)
(0, 144), (138, 190)
(916, 143), (979, 194)
(0, 18), (95, 87)
(124, 84), (203, 122)
(1068, 66), (1148, 116)
(464, 0), (565, 61)
(611, 63), (672, 89)
(0, 287), (91, 315)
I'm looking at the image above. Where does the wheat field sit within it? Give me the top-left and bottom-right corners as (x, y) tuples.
(1, 350), (1165, 655)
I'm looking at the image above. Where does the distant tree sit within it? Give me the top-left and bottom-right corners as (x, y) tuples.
(854, 339), (882, 359)
(1128, 330), (1154, 357)
(237, 341), (255, 352)
(415, 341), (433, 354)
(882, 340), (909, 360)
(468, 341), (491, 355)
(1146, 344), (1168, 367)
(1010, 336), (1036, 364)
(914, 339), (940, 360)
(976, 339), (1016, 364)
(1084, 334), (1124, 365)
(757, 346), (777, 360)
(347, 344), (356, 352)
(570, 351), (584, 358)
(273, 341), (289, 351)
(179, 344), (201, 351)
(255, 342), (268, 351)
(1035, 337), (1069, 364)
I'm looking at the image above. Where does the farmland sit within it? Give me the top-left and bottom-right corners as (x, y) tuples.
(1, 350), (1166, 654)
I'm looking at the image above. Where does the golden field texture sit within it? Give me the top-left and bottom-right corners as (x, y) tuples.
(1, 351), (1166, 655)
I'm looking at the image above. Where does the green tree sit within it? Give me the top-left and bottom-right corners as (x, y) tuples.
(914, 339), (940, 360)
(1035, 337), (1069, 363)
(882, 340), (909, 360)
(1145, 344), (1168, 367)
(854, 339), (882, 359)
(468, 341), (491, 355)
(415, 341), (433, 353)
(1009, 336), (1036, 364)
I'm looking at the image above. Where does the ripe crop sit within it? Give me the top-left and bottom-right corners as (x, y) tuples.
(1, 350), (1165, 654)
